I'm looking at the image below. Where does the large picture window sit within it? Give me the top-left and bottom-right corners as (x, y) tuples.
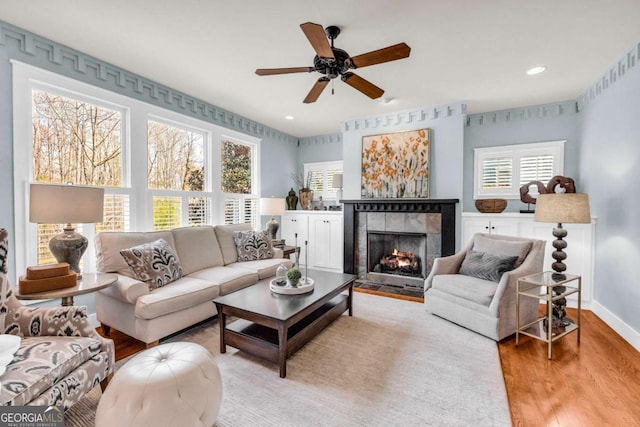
(12, 61), (260, 275)
(31, 89), (127, 265)
(221, 139), (259, 230)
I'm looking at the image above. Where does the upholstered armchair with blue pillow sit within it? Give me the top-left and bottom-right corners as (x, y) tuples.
(0, 228), (115, 407)
(424, 233), (545, 341)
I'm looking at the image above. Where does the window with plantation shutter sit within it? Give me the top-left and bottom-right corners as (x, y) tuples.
(474, 140), (564, 199)
(303, 161), (344, 201)
(13, 62), (261, 282)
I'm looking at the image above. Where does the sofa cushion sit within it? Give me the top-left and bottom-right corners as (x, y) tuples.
(431, 274), (499, 306)
(0, 336), (102, 406)
(459, 250), (518, 283)
(228, 258), (293, 280)
(233, 229), (274, 261)
(472, 235), (532, 267)
(96, 231), (176, 275)
(187, 266), (258, 295)
(171, 225), (224, 274)
(214, 223), (252, 265)
(135, 276), (221, 320)
(120, 239), (183, 289)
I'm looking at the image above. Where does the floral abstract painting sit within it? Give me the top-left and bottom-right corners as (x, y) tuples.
(361, 128), (430, 198)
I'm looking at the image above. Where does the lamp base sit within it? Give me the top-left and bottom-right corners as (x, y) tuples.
(550, 223), (571, 327)
(49, 225), (87, 276)
(266, 217), (280, 241)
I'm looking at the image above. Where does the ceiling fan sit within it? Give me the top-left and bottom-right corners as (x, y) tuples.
(255, 22), (411, 103)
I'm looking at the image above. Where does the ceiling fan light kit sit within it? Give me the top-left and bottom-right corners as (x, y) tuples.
(255, 22), (411, 103)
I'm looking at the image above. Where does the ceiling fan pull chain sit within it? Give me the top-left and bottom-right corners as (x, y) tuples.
(332, 79), (335, 95)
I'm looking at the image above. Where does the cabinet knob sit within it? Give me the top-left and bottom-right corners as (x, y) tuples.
(491, 226), (495, 230)
(485, 226), (489, 230)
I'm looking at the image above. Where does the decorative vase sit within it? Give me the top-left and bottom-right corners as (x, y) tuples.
(286, 188), (298, 210)
(299, 188), (313, 210)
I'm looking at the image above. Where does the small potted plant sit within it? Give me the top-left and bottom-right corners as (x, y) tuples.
(286, 268), (302, 287)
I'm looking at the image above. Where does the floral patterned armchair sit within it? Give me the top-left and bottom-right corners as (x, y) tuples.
(0, 228), (114, 407)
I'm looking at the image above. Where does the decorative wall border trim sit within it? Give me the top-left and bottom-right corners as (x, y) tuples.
(577, 41), (640, 111)
(0, 20), (297, 144)
(299, 133), (342, 147)
(465, 100), (578, 127)
(340, 102), (467, 133)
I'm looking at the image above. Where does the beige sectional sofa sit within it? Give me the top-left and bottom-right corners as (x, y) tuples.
(94, 223), (291, 346)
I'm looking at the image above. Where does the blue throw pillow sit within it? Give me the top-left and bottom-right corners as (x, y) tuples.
(459, 250), (518, 282)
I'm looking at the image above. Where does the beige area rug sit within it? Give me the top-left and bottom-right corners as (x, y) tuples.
(66, 293), (511, 426)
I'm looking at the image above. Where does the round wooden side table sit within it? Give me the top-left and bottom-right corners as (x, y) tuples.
(15, 272), (118, 306)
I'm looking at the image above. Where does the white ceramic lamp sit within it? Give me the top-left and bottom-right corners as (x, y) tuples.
(260, 197), (285, 240)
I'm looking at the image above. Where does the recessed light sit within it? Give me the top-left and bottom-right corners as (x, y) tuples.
(380, 97), (394, 104)
(284, 115), (295, 120)
(526, 66), (547, 76)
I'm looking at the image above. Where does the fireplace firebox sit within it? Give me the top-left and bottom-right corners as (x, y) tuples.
(367, 231), (426, 280)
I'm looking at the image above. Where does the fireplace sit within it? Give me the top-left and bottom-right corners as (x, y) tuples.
(367, 231), (426, 288)
(342, 199), (458, 292)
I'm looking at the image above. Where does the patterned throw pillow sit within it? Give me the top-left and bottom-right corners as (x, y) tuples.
(459, 250), (518, 283)
(120, 239), (183, 289)
(233, 230), (274, 262)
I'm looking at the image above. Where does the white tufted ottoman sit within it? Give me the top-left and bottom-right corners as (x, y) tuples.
(96, 342), (222, 427)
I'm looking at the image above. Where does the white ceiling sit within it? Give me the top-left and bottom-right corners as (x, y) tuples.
(2, 0), (640, 137)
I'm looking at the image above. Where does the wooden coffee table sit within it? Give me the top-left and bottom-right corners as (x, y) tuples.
(213, 269), (356, 378)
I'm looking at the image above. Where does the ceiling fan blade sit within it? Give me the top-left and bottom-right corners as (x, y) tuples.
(303, 77), (330, 103)
(342, 72), (384, 99)
(255, 67), (314, 76)
(348, 43), (411, 69)
(300, 22), (335, 59)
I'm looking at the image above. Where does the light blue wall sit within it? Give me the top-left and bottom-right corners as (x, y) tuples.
(339, 103), (466, 249)
(0, 21), (298, 308)
(577, 43), (640, 334)
(298, 133), (343, 166)
(463, 101), (581, 213)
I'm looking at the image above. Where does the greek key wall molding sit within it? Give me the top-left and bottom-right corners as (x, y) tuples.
(577, 41), (640, 111)
(340, 102), (467, 133)
(465, 100), (578, 127)
(0, 20), (297, 144)
(299, 133), (342, 147)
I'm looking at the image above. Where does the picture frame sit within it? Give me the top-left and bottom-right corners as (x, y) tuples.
(361, 128), (430, 198)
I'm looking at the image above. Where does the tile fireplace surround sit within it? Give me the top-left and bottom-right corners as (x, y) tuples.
(342, 199), (459, 292)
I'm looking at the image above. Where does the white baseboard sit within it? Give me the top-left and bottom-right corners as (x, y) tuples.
(591, 300), (640, 353)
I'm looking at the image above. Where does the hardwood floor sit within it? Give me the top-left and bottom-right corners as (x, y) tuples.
(99, 304), (640, 426)
(499, 307), (640, 426)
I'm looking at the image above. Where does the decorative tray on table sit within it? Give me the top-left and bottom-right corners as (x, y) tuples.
(269, 277), (314, 295)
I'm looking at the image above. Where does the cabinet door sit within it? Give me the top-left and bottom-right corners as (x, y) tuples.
(281, 213), (307, 265)
(308, 215), (343, 271)
(491, 219), (520, 237)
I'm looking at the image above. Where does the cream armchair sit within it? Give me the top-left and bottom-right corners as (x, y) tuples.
(0, 228), (114, 407)
(424, 233), (545, 341)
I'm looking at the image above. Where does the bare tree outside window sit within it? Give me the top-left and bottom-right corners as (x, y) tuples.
(32, 90), (124, 264)
(148, 120), (204, 191)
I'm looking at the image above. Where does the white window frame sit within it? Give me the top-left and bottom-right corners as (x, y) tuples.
(12, 60), (260, 278)
(473, 140), (564, 199)
(303, 160), (344, 201)
(220, 136), (260, 229)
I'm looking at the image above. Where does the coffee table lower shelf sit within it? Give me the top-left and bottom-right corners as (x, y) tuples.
(222, 295), (349, 377)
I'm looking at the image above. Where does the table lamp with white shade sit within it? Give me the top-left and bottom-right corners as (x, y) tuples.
(259, 197), (285, 241)
(29, 183), (104, 276)
(332, 173), (343, 205)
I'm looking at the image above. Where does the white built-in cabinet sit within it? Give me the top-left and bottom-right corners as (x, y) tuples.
(462, 213), (596, 308)
(281, 211), (343, 272)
